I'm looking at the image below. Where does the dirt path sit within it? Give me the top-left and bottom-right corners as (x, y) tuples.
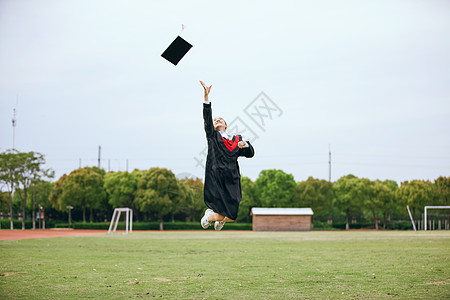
(0, 229), (107, 241)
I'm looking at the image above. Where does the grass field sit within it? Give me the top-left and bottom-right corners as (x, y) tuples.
(1, 231), (449, 299)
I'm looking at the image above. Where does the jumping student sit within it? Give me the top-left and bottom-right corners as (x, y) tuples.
(199, 81), (255, 231)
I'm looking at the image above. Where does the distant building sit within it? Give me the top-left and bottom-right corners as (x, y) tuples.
(251, 208), (314, 231)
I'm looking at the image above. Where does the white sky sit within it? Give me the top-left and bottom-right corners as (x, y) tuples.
(1, 0), (449, 183)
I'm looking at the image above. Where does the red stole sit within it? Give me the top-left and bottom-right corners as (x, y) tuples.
(222, 135), (239, 151)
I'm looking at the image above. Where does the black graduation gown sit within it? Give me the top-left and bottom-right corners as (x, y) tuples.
(203, 102), (255, 220)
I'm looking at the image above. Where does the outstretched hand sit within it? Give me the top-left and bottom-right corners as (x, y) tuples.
(200, 80), (212, 101)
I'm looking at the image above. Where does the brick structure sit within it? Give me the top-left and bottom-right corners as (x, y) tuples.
(251, 208), (314, 231)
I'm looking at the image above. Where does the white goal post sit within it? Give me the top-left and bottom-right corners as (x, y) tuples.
(406, 205), (417, 232)
(424, 206), (450, 231)
(108, 208), (133, 234)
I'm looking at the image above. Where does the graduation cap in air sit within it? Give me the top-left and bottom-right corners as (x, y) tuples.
(161, 36), (193, 66)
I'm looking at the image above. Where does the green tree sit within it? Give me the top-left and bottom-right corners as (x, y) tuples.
(434, 176), (450, 205)
(131, 169), (145, 182)
(0, 150), (53, 230)
(253, 169), (296, 208)
(49, 174), (67, 211)
(135, 168), (181, 230)
(0, 191), (8, 213)
(361, 179), (394, 230)
(16, 152), (54, 229)
(237, 176), (257, 223)
(61, 167), (106, 223)
(396, 180), (434, 221)
(130, 169), (147, 221)
(27, 180), (53, 229)
(28, 180), (53, 210)
(90, 166), (106, 176)
(380, 180), (398, 227)
(292, 177), (333, 222)
(333, 175), (364, 230)
(104, 171), (137, 212)
(86, 167), (107, 223)
(178, 177), (204, 222)
(0, 150), (21, 229)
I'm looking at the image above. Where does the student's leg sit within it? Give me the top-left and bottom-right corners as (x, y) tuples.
(208, 213), (234, 223)
(208, 213), (225, 222)
(213, 216), (234, 231)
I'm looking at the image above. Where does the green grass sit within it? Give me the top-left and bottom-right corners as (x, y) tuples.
(1, 231), (449, 299)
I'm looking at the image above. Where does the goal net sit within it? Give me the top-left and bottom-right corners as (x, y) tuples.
(424, 206), (450, 231)
(108, 208), (133, 234)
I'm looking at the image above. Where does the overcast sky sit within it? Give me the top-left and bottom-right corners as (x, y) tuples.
(1, 0), (449, 183)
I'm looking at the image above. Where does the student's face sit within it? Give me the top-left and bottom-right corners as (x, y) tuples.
(213, 118), (227, 131)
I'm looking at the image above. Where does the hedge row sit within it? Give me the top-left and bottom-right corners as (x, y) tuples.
(0, 219), (58, 229)
(54, 221), (413, 230)
(0, 219), (414, 231)
(310, 221), (411, 230)
(54, 221), (253, 231)
(328, 221), (413, 230)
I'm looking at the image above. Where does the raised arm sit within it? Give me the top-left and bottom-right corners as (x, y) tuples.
(200, 80), (212, 102)
(201, 81), (214, 137)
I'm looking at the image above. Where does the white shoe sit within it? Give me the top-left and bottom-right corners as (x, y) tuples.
(201, 209), (214, 229)
(214, 221), (225, 231)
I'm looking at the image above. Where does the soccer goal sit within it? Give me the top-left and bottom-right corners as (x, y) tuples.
(424, 206), (450, 231)
(108, 208), (133, 234)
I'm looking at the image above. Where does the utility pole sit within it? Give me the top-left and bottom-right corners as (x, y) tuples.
(10, 97), (18, 230)
(98, 145), (101, 168)
(328, 144), (331, 182)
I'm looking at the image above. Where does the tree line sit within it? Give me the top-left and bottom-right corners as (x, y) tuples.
(1, 150), (449, 230)
(238, 170), (449, 230)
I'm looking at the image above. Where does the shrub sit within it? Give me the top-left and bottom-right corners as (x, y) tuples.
(0, 219), (58, 229)
(54, 221), (252, 230)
